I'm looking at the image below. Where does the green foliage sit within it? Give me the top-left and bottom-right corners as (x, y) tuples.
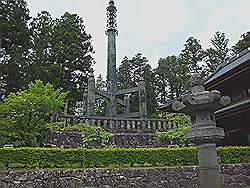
(28, 11), (94, 107)
(47, 123), (113, 147)
(155, 126), (191, 146)
(0, 0), (31, 98)
(233, 31), (250, 54)
(180, 37), (205, 73)
(0, 80), (68, 146)
(155, 113), (191, 145)
(155, 56), (190, 102)
(205, 31), (230, 74)
(0, 146), (248, 169)
(0, 6), (94, 110)
(117, 53), (156, 115)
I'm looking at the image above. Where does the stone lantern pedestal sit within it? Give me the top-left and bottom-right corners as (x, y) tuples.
(172, 74), (231, 188)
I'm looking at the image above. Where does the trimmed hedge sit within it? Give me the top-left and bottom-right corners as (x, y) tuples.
(0, 146), (249, 169)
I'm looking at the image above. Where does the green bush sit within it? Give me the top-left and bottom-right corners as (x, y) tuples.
(0, 80), (68, 147)
(0, 146), (249, 169)
(155, 113), (191, 145)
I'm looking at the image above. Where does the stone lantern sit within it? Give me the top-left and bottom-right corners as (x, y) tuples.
(172, 73), (231, 188)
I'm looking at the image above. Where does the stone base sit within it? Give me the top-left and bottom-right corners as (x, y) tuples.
(0, 164), (248, 188)
(111, 133), (170, 148)
(44, 131), (84, 148)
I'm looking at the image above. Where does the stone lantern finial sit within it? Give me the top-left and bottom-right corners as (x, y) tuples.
(191, 73), (204, 87)
(190, 73), (205, 93)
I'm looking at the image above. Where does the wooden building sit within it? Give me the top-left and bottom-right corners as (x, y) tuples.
(205, 48), (250, 146)
(159, 48), (250, 146)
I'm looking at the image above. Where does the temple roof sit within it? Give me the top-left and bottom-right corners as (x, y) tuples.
(205, 48), (250, 85)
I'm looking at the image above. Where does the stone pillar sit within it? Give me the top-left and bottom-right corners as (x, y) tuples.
(124, 95), (130, 115)
(139, 77), (147, 118)
(106, 0), (118, 117)
(87, 72), (95, 117)
(172, 73), (231, 188)
(82, 90), (88, 117)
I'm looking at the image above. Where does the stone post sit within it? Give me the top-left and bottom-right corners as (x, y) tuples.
(124, 95), (130, 115)
(172, 73), (231, 188)
(82, 89), (88, 116)
(87, 72), (95, 117)
(139, 77), (147, 118)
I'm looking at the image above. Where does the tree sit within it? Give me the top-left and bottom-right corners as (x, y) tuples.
(117, 53), (156, 115)
(0, 80), (68, 146)
(117, 53), (148, 89)
(180, 37), (205, 73)
(205, 31), (230, 74)
(155, 56), (190, 104)
(28, 11), (95, 111)
(0, 0), (31, 99)
(117, 56), (134, 89)
(233, 31), (250, 54)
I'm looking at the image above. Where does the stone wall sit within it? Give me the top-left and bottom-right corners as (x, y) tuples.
(44, 131), (177, 148)
(0, 164), (249, 188)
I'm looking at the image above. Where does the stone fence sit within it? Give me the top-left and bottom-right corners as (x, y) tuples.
(0, 163), (249, 188)
(57, 115), (180, 133)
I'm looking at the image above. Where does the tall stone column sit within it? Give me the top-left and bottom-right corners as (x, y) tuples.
(106, 0), (118, 117)
(139, 77), (147, 118)
(172, 74), (231, 188)
(87, 72), (95, 117)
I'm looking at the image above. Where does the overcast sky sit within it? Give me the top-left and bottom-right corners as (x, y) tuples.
(26, 0), (250, 78)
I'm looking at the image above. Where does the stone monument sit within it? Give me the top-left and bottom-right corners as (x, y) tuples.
(86, 0), (147, 118)
(172, 73), (231, 188)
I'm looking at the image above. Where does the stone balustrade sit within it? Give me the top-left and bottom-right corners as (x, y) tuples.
(57, 115), (179, 133)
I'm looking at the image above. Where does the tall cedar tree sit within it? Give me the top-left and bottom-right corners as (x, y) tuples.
(155, 56), (190, 103)
(205, 31), (230, 74)
(180, 37), (205, 73)
(0, 0), (30, 99)
(117, 53), (156, 115)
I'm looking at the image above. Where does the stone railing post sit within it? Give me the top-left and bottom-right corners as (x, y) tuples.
(126, 120), (131, 130)
(162, 120), (167, 131)
(124, 95), (130, 116)
(87, 72), (95, 116)
(139, 77), (147, 118)
(172, 73), (231, 188)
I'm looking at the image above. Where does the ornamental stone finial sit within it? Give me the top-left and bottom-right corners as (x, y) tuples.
(109, 0), (114, 5)
(106, 0), (118, 34)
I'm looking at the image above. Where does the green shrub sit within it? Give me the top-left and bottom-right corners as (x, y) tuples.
(0, 146), (248, 169)
(155, 113), (191, 145)
(0, 80), (68, 147)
